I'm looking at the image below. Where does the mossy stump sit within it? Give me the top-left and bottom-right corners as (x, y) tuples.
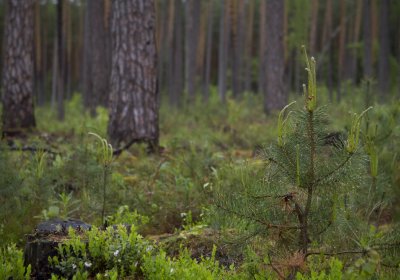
(24, 219), (91, 279)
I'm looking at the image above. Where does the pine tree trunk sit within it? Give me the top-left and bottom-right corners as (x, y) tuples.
(349, 0), (363, 85)
(231, 0), (245, 98)
(309, 0), (319, 54)
(108, 0), (159, 150)
(185, 0), (200, 102)
(172, 0), (183, 107)
(322, 0), (333, 100)
(87, 0), (110, 115)
(378, 0), (390, 99)
(1, 0), (36, 134)
(363, 0), (373, 78)
(218, 0), (230, 103)
(258, 0), (266, 96)
(203, 0), (214, 103)
(264, 0), (286, 113)
(56, 0), (65, 120)
(155, 0), (166, 97)
(337, 0), (346, 102)
(166, 0), (175, 107)
(82, 0), (91, 108)
(243, 0), (254, 93)
(34, 0), (44, 107)
(51, 36), (58, 109)
(197, 2), (207, 93)
(64, 0), (71, 99)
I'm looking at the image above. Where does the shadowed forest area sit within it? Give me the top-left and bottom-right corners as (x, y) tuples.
(0, 0), (400, 279)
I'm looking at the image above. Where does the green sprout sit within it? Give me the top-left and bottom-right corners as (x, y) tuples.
(346, 107), (373, 154)
(302, 45), (317, 112)
(88, 132), (113, 167)
(89, 132), (114, 225)
(277, 101), (296, 146)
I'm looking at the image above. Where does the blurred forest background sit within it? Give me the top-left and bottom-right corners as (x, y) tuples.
(0, 0), (399, 114)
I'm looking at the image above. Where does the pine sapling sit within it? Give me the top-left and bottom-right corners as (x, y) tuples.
(215, 46), (380, 275)
(89, 132), (113, 226)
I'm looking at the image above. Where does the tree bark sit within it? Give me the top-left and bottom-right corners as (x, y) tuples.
(218, 0), (230, 103)
(34, 0), (44, 107)
(1, 0), (36, 134)
(82, 0), (110, 116)
(243, 0), (254, 93)
(264, 0), (286, 113)
(349, 0), (362, 84)
(363, 0), (373, 78)
(258, 0), (266, 96)
(172, 0), (184, 107)
(56, 0), (65, 120)
(378, 0), (390, 99)
(108, 0), (159, 150)
(166, 0), (175, 107)
(185, 0), (200, 102)
(322, 0), (333, 100)
(337, 0), (346, 101)
(203, 0), (214, 102)
(231, 0), (245, 98)
(309, 0), (319, 54)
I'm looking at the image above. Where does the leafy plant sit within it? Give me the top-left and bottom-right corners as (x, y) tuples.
(37, 192), (80, 220)
(50, 224), (150, 279)
(142, 245), (237, 280)
(107, 205), (149, 228)
(0, 243), (31, 280)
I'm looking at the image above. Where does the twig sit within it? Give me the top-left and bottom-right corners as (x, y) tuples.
(305, 249), (367, 258)
(4, 145), (59, 155)
(215, 203), (301, 230)
(314, 153), (353, 185)
(305, 242), (400, 258)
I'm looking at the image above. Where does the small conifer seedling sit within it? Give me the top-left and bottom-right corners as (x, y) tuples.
(213, 46), (399, 276)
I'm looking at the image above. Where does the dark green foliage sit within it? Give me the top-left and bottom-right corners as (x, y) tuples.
(214, 50), (400, 277)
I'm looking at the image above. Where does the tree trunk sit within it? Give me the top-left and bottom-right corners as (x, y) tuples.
(231, 0), (245, 98)
(166, 0), (175, 107)
(172, 0), (184, 107)
(82, 0), (91, 108)
(108, 0), (159, 150)
(378, 0), (390, 100)
(337, 0), (346, 102)
(218, 0), (230, 103)
(243, 0), (254, 93)
(264, 0), (286, 113)
(155, 0), (166, 97)
(84, 0), (111, 115)
(203, 0), (214, 102)
(349, 0), (362, 84)
(64, 0), (71, 99)
(56, 0), (65, 121)
(34, 0), (44, 107)
(363, 0), (373, 78)
(322, 0), (333, 100)
(185, 0), (200, 102)
(258, 0), (266, 96)
(309, 0), (319, 54)
(51, 36), (58, 109)
(1, 0), (36, 134)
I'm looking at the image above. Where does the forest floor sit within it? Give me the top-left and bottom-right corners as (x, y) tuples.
(1, 88), (399, 279)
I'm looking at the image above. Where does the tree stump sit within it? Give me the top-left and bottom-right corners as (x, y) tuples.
(24, 219), (91, 279)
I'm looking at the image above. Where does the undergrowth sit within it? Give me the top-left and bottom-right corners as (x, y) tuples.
(0, 82), (399, 278)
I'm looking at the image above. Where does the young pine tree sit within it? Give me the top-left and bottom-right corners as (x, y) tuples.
(214, 46), (399, 275)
